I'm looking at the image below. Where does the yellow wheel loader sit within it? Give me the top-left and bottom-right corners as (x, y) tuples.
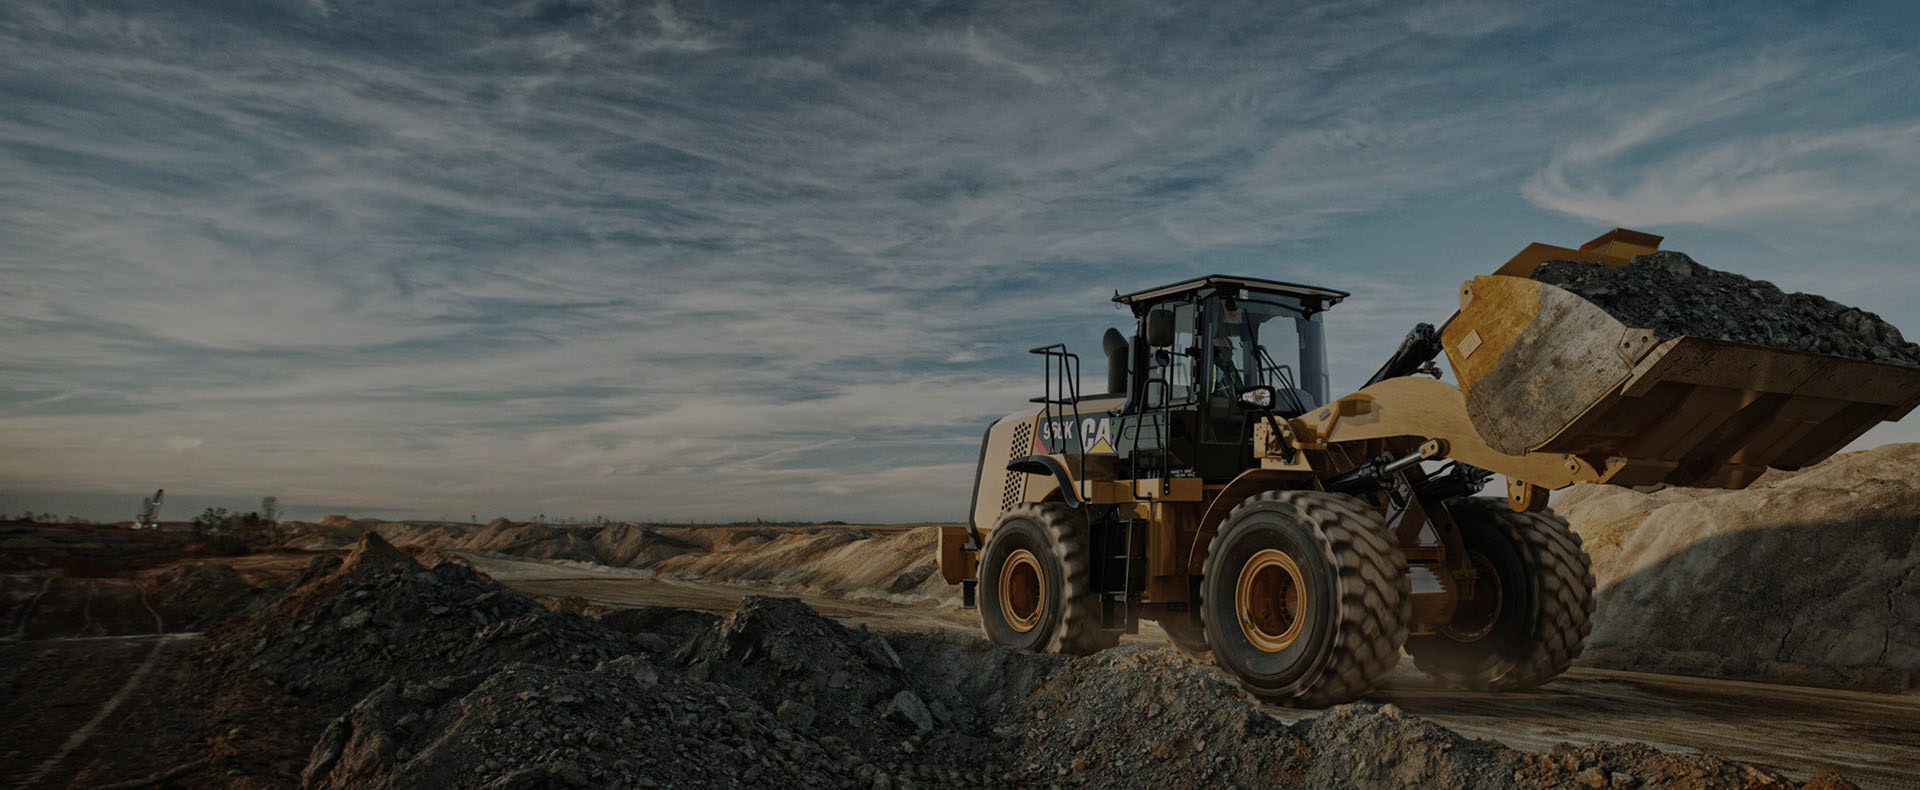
(940, 229), (1920, 707)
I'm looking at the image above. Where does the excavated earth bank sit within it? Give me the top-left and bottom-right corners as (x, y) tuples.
(1531, 250), (1920, 366)
(191, 533), (1859, 789)
(1558, 443), (1920, 690)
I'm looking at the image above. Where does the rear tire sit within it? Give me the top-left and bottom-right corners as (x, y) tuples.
(1406, 498), (1595, 690)
(1200, 491), (1408, 707)
(977, 503), (1117, 655)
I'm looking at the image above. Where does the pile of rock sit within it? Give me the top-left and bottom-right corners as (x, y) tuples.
(216, 540), (647, 703)
(205, 533), (1855, 790)
(1532, 251), (1920, 366)
(150, 562), (259, 629)
(302, 657), (860, 789)
(1005, 647), (1856, 789)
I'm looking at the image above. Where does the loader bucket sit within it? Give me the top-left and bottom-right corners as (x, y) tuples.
(1442, 272), (1920, 490)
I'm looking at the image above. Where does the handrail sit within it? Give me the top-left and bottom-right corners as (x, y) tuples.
(1029, 344), (1086, 502)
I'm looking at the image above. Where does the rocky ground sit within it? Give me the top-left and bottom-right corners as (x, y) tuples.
(1531, 250), (1920, 367)
(4, 527), (1873, 789)
(7, 433), (1916, 790)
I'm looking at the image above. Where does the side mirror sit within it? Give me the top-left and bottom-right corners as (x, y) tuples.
(1145, 310), (1175, 347)
(1238, 385), (1276, 409)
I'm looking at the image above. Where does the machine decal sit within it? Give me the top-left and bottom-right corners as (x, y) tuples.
(1037, 415), (1116, 455)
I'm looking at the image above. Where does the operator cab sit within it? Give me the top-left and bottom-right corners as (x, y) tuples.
(1110, 275), (1349, 482)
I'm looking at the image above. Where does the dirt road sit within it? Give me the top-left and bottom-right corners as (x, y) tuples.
(466, 553), (1920, 790)
(1358, 666), (1920, 789)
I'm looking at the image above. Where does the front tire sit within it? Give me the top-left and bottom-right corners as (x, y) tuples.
(977, 503), (1117, 655)
(1405, 498), (1595, 690)
(1158, 617), (1213, 665)
(1200, 491), (1408, 707)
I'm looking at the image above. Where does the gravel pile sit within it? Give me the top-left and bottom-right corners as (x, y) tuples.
(1532, 251), (1920, 367)
(675, 596), (1012, 737)
(150, 562), (261, 629)
(302, 657), (860, 789)
(215, 534), (652, 703)
(1005, 647), (1311, 786)
(1007, 647), (1853, 789)
(206, 533), (1855, 790)
(594, 604), (719, 654)
(667, 595), (1067, 785)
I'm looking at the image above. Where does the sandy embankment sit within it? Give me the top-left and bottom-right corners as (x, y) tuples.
(284, 519), (958, 607)
(278, 443), (1920, 690)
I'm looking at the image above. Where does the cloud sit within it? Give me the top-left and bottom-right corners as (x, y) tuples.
(3, 1), (1917, 522)
(1403, 1), (1523, 37)
(1522, 55), (1920, 228)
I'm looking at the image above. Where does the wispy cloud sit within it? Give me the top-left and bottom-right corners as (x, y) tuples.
(1523, 53), (1920, 228)
(1403, 1), (1525, 37)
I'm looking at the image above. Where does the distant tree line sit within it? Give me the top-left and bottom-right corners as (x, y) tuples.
(190, 496), (282, 553)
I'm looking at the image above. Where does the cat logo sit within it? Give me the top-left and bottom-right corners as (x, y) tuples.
(1035, 415), (1117, 455)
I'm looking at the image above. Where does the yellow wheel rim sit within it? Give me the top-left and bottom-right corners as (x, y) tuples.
(1236, 548), (1306, 652)
(999, 548), (1044, 633)
(1442, 550), (1503, 642)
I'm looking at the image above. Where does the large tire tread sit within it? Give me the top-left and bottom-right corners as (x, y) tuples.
(1004, 502), (1117, 656)
(1411, 498), (1596, 690)
(1201, 490), (1409, 707)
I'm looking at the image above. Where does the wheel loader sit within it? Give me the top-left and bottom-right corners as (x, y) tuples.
(939, 228), (1920, 706)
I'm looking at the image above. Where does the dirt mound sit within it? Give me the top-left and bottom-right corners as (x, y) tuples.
(296, 591), (1040, 789)
(1008, 648), (1518, 787)
(335, 530), (419, 579)
(1558, 443), (1920, 689)
(672, 595), (1051, 744)
(149, 562), (259, 629)
(301, 657), (865, 790)
(214, 534), (652, 703)
(1003, 645), (1840, 789)
(1532, 250), (1920, 366)
(593, 604), (718, 644)
(1007, 646), (1310, 786)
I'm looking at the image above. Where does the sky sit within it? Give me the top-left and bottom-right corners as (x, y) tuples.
(4, 0), (1919, 524)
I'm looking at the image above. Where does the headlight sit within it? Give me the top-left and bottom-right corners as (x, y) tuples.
(1239, 386), (1274, 409)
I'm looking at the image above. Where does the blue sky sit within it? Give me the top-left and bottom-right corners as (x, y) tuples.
(4, 0), (1919, 523)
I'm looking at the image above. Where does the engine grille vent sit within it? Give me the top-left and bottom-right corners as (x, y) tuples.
(1000, 421), (1033, 517)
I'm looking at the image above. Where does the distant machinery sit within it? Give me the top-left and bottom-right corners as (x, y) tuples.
(134, 489), (164, 530)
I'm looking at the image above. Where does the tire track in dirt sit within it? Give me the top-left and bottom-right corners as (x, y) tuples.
(138, 589), (166, 634)
(17, 637), (173, 789)
(7, 577), (56, 640)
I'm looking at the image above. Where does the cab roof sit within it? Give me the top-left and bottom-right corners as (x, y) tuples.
(1113, 274), (1350, 309)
